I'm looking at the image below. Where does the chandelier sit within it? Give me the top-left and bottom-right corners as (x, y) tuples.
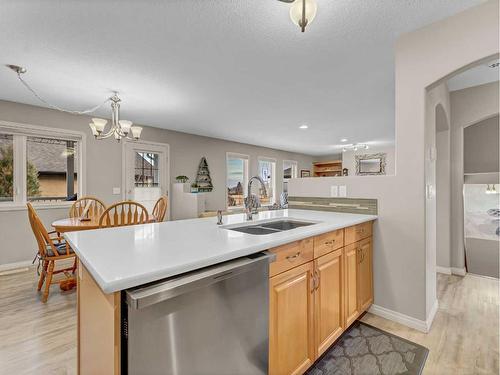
(6, 64), (142, 142)
(278, 0), (318, 32)
(88, 94), (142, 141)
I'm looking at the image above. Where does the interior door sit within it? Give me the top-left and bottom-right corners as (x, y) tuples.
(123, 141), (169, 219)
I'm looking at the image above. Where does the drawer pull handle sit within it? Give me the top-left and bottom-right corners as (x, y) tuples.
(286, 252), (301, 261)
(325, 240), (335, 245)
(356, 228), (366, 234)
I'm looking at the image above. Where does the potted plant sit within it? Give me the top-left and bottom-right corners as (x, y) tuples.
(190, 183), (198, 193)
(175, 175), (189, 183)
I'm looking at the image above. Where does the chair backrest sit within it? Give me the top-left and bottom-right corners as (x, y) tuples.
(152, 196), (168, 222)
(99, 201), (149, 228)
(69, 196), (106, 219)
(27, 203), (56, 258)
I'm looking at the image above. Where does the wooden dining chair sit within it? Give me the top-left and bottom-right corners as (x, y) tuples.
(27, 203), (76, 303)
(99, 201), (149, 228)
(69, 196), (106, 219)
(152, 196), (168, 222)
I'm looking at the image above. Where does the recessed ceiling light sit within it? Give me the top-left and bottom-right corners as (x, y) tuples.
(299, 124), (308, 129)
(340, 138), (348, 142)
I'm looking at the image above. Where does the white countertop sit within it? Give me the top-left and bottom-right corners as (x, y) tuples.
(64, 209), (377, 294)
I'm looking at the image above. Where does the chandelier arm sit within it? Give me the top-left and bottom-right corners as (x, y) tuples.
(16, 72), (111, 115)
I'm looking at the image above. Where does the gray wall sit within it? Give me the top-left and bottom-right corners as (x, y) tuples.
(464, 115), (499, 174)
(0, 100), (313, 267)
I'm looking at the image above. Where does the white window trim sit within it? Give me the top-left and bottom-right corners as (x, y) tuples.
(258, 156), (277, 206)
(0, 120), (86, 211)
(283, 160), (298, 180)
(226, 152), (249, 210)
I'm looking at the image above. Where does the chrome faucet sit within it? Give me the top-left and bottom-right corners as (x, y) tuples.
(245, 176), (268, 215)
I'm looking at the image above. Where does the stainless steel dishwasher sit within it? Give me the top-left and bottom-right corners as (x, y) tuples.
(124, 252), (275, 375)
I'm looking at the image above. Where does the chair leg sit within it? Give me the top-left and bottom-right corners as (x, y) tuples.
(37, 260), (48, 291)
(71, 258), (77, 274)
(42, 261), (54, 303)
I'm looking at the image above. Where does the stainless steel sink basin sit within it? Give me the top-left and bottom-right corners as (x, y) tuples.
(224, 219), (317, 235)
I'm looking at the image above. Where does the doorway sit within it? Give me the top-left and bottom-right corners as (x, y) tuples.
(122, 140), (170, 219)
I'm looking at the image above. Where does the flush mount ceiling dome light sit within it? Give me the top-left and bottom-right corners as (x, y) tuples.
(278, 0), (317, 33)
(6, 64), (142, 142)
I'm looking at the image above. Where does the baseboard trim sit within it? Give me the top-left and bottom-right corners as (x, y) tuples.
(426, 299), (439, 332)
(0, 260), (33, 274)
(368, 304), (429, 333)
(436, 266), (452, 275)
(451, 267), (466, 276)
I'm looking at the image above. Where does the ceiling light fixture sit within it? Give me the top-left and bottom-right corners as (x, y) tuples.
(278, 0), (317, 32)
(6, 64), (142, 142)
(340, 138), (348, 143)
(342, 143), (369, 152)
(299, 124), (309, 129)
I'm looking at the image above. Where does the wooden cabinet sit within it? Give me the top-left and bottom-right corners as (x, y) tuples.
(313, 160), (343, 177)
(268, 222), (374, 375)
(357, 237), (373, 312)
(345, 221), (372, 245)
(313, 229), (344, 258)
(344, 243), (359, 327)
(269, 238), (314, 277)
(269, 262), (315, 375)
(314, 249), (344, 357)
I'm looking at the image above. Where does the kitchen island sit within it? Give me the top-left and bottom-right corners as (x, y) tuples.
(65, 209), (377, 375)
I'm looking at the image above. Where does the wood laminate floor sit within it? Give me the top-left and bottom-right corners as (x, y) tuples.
(0, 269), (497, 374)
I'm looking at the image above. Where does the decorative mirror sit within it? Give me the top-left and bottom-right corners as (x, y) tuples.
(355, 153), (386, 175)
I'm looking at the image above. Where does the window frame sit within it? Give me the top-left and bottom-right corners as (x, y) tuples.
(258, 156), (277, 206)
(226, 152), (249, 210)
(0, 120), (86, 211)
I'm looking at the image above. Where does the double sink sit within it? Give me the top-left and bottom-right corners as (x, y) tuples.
(223, 219), (317, 235)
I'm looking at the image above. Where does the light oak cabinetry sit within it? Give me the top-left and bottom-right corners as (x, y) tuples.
(357, 237), (373, 312)
(314, 248), (344, 357)
(344, 243), (359, 327)
(269, 221), (374, 375)
(269, 262), (315, 375)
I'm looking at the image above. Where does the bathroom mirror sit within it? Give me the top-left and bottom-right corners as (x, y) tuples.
(355, 153), (386, 175)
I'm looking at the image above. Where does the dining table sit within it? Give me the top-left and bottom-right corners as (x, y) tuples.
(52, 215), (157, 233)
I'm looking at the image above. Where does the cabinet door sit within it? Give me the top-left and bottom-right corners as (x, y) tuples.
(358, 237), (373, 312)
(269, 262), (315, 375)
(314, 249), (344, 357)
(344, 243), (359, 328)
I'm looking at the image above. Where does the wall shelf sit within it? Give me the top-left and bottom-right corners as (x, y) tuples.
(313, 160), (343, 177)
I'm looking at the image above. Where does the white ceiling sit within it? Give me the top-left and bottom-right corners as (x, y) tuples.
(447, 59), (499, 91)
(0, 0), (486, 156)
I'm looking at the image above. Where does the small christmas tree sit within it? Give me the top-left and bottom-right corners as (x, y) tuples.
(195, 157), (213, 192)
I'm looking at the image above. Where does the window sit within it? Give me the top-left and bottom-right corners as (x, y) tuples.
(226, 153), (248, 209)
(0, 122), (84, 207)
(258, 157), (276, 205)
(282, 160), (298, 193)
(135, 152), (160, 187)
(0, 134), (14, 203)
(26, 137), (78, 202)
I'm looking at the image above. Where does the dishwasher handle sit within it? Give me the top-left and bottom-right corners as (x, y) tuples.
(126, 251), (276, 310)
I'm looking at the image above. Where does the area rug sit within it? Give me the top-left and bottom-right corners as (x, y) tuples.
(307, 321), (429, 375)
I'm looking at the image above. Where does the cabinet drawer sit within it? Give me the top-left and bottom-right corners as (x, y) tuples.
(345, 221), (372, 245)
(269, 238), (314, 277)
(314, 229), (344, 258)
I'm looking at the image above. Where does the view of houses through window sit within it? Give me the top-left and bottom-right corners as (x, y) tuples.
(226, 154), (248, 208)
(258, 158), (276, 205)
(0, 130), (81, 205)
(26, 137), (78, 202)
